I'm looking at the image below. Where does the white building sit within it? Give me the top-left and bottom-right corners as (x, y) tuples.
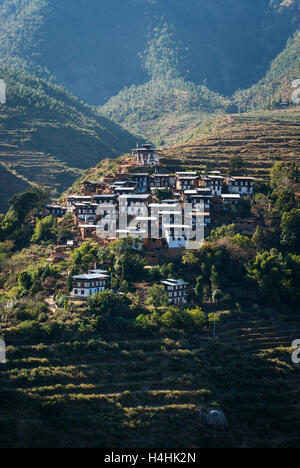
(203, 175), (224, 196)
(226, 177), (255, 195)
(132, 143), (159, 166)
(161, 279), (190, 305)
(71, 272), (110, 298)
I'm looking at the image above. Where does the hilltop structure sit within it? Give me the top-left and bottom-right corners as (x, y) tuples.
(132, 143), (160, 166)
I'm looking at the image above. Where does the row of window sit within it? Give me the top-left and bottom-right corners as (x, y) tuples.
(73, 287), (105, 296)
(75, 281), (106, 288)
(168, 291), (188, 297)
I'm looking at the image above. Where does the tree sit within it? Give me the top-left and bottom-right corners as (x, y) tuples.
(212, 289), (223, 304)
(274, 190), (296, 214)
(70, 241), (100, 272)
(8, 187), (48, 223)
(252, 227), (269, 252)
(88, 290), (130, 317)
(18, 271), (32, 291)
(208, 224), (235, 242)
(146, 284), (169, 309)
(210, 265), (220, 293)
(270, 161), (299, 191)
(281, 209), (300, 254)
(195, 275), (204, 300)
(227, 155), (247, 176)
(245, 249), (291, 307)
(31, 216), (57, 243)
(251, 193), (273, 220)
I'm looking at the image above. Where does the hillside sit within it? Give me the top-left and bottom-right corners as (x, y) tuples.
(0, 64), (139, 212)
(100, 77), (232, 146)
(0, 0), (297, 105)
(1, 290), (300, 447)
(235, 30), (300, 110)
(72, 107), (300, 192)
(159, 108), (300, 179)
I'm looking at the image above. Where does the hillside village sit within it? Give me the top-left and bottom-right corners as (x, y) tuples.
(1, 140), (300, 449)
(43, 144), (256, 302)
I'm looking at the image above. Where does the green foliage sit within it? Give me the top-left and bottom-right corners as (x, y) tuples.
(140, 23), (183, 81)
(70, 241), (100, 273)
(227, 155), (247, 176)
(0, 62), (138, 212)
(145, 284), (169, 309)
(232, 234), (255, 251)
(154, 188), (173, 201)
(195, 275), (204, 301)
(281, 209), (300, 254)
(235, 30), (300, 111)
(252, 227), (269, 252)
(31, 216), (57, 244)
(246, 249), (292, 307)
(135, 306), (206, 330)
(270, 161), (299, 191)
(88, 290), (130, 318)
(208, 224), (235, 242)
(0, 188), (48, 247)
(274, 190), (296, 214)
(17, 263), (60, 295)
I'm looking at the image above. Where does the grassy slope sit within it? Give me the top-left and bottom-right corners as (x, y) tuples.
(158, 108), (300, 179)
(1, 305), (300, 448)
(72, 107), (300, 195)
(0, 64), (139, 212)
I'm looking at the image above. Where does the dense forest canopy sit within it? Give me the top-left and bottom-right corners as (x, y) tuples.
(0, 0), (298, 104)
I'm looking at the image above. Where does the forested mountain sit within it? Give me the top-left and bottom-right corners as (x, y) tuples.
(235, 29), (300, 110)
(0, 0), (297, 105)
(0, 63), (139, 212)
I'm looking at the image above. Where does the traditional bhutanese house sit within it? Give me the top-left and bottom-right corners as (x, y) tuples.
(202, 175), (224, 196)
(176, 172), (199, 191)
(150, 173), (175, 189)
(183, 188), (212, 210)
(119, 194), (152, 218)
(130, 173), (149, 193)
(73, 202), (99, 225)
(93, 194), (118, 205)
(226, 177), (255, 196)
(221, 194), (241, 208)
(95, 204), (118, 240)
(83, 181), (103, 195)
(132, 143), (160, 166)
(44, 204), (67, 217)
(234, 217), (256, 234)
(71, 272), (110, 298)
(114, 186), (138, 196)
(160, 279), (190, 305)
(66, 195), (93, 211)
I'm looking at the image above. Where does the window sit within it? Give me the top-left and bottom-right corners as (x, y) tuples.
(74, 290), (78, 295)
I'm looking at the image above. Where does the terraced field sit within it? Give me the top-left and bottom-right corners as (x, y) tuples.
(159, 108), (300, 179)
(1, 313), (300, 448)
